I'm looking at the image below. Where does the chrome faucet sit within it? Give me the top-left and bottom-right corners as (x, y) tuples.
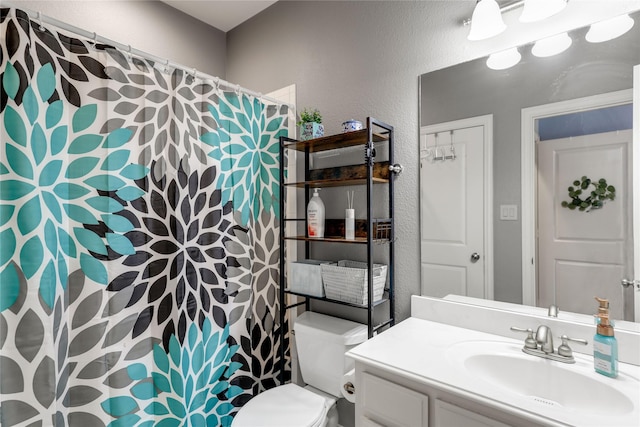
(535, 325), (554, 354)
(510, 325), (587, 364)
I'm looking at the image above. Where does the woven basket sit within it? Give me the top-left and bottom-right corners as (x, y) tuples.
(321, 260), (387, 305)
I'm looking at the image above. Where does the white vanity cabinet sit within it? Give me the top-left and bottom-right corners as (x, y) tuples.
(349, 315), (640, 427)
(349, 298), (640, 427)
(355, 365), (535, 427)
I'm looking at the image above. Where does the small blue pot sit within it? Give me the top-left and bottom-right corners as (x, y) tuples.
(342, 120), (363, 132)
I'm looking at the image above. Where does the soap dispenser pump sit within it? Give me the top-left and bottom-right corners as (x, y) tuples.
(593, 297), (618, 378)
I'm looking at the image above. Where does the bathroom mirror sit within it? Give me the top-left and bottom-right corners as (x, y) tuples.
(419, 12), (639, 326)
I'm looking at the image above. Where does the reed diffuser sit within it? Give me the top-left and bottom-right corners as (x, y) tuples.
(345, 190), (355, 240)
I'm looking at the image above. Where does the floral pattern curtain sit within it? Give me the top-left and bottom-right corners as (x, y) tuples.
(1, 7), (289, 427)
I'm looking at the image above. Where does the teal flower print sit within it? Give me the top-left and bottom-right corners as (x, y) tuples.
(101, 319), (243, 427)
(200, 92), (287, 226)
(1, 61), (149, 311)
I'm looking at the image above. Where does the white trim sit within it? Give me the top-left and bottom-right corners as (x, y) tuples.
(634, 66), (640, 322)
(520, 89), (633, 306)
(420, 114), (494, 300)
(266, 84), (299, 380)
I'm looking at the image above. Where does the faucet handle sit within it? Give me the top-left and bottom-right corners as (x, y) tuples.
(557, 334), (588, 357)
(510, 326), (537, 349)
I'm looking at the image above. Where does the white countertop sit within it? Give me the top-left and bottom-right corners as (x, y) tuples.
(348, 317), (640, 427)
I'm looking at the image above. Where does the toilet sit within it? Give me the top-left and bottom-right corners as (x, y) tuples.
(233, 311), (368, 427)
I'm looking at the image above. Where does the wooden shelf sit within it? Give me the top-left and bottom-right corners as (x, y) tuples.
(284, 289), (388, 309)
(283, 218), (392, 241)
(284, 177), (388, 188)
(285, 161), (390, 188)
(284, 235), (370, 244)
(283, 129), (389, 153)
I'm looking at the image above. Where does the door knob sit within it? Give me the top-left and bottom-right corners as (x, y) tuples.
(621, 279), (638, 289)
(470, 253), (480, 263)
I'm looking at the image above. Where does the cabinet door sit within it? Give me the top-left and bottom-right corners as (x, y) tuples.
(360, 372), (429, 427)
(434, 400), (511, 427)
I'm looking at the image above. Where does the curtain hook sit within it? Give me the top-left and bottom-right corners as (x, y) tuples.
(235, 84), (241, 96)
(214, 77), (221, 92)
(163, 59), (170, 74)
(36, 11), (44, 30)
(89, 32), (98, 50)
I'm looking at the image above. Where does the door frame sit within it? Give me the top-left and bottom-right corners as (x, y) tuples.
(634, 65), (640, 322)
(521, 89), (633, 306)
(420, 114), (494, 299)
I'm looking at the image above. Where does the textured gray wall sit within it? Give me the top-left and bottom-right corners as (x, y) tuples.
(8, 0), (227, 78)
(421, 19), (640, 303)
(227, 1), (445, 324)
(226, 1), (640, 321)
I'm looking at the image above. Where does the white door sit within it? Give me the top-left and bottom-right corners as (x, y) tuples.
(420, 116), (492, 299)
(537, 130), (633, 320)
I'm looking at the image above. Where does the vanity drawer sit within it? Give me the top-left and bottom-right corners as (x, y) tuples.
(360, 372), (429, 427)
(434, 400), (511, 427)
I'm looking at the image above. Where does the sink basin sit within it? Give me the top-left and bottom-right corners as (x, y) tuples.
(448, 341), (636, 416)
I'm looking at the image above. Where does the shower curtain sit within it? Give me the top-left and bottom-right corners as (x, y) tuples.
(1, 7), (289, 426)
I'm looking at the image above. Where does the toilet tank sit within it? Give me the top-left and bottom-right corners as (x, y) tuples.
(294, 312), (368, 397)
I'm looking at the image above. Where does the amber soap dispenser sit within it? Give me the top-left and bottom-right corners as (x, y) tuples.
(593, 297), (618, 378)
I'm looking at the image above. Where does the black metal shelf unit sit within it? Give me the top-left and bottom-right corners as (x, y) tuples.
(277, 117), (397, 380)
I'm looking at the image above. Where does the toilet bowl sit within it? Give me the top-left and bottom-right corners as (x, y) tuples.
(232, 312), (367, 427)
(232, 383), (337, 427)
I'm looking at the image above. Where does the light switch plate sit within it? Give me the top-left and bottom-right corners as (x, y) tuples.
(500, 204), (518, 220)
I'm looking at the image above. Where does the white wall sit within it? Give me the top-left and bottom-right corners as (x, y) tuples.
(7, 0), (227, 78)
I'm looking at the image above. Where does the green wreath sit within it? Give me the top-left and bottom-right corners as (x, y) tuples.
(561, 176), (615, 212)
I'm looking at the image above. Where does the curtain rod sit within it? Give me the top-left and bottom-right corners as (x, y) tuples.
(4, 2), (294, 109)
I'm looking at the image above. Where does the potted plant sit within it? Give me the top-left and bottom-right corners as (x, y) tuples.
(297, 108), (324, 140)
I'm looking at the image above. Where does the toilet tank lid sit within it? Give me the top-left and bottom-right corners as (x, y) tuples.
(293, 312), (368, 345)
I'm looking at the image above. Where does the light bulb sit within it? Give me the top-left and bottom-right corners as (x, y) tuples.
(532, 32), (572, 57)
(486, 48), (521, 70)
(468, 0), (506, 41)
(520, 0), (567, 23)
(586, 14), (634, 43)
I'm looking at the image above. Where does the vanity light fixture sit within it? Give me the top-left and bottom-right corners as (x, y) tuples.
(486, 47), (521, 70)
(531, 32), (572, 57)
(519, 0), (567, 23)
(467, 0), (507, 41)
(466, 0), (568, 41)
(585, 14), (635, 43)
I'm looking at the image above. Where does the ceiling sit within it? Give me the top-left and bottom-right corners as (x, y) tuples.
(161, 0), (279, 32)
